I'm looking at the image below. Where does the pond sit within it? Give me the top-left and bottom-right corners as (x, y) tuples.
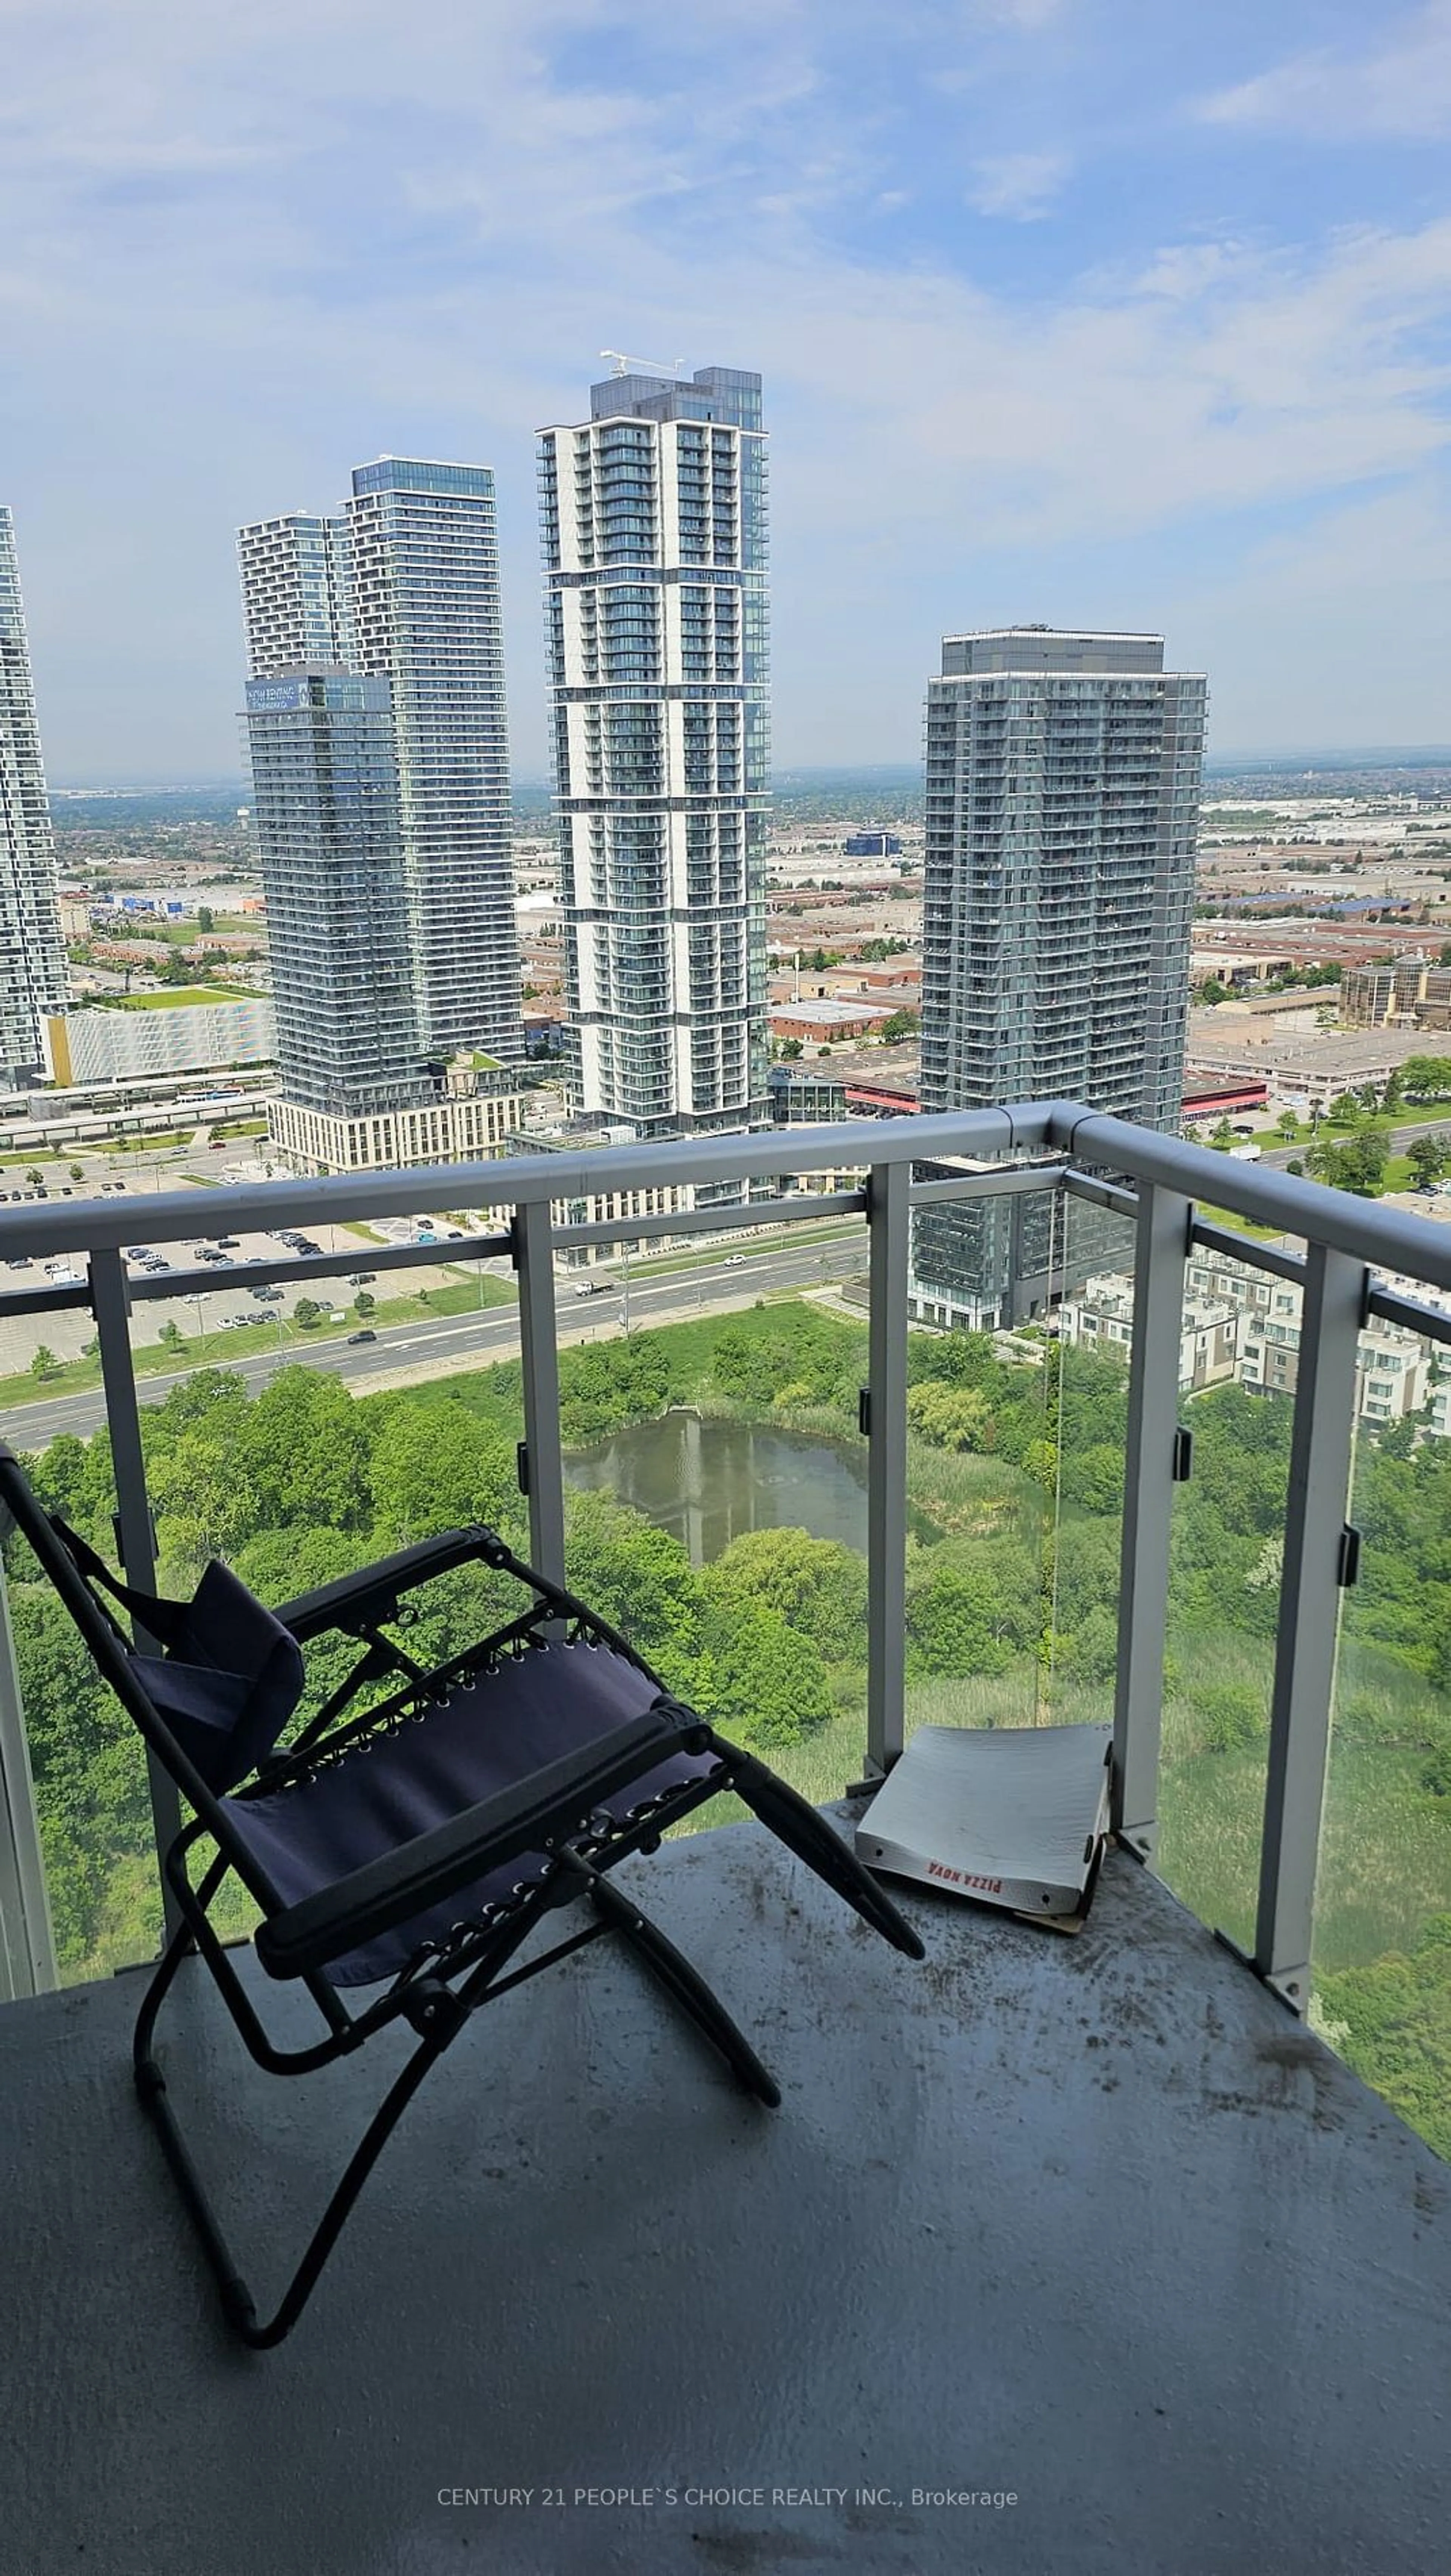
(565, 1411), (936, 1565)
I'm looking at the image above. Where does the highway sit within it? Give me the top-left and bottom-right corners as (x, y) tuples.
(5, 1234), (868, 1448)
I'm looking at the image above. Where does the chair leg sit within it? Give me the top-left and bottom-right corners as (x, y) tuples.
(133, 1952), (459, 2350)
(586, 1868), (781, 2108)
(723, 1748), (927, 1961)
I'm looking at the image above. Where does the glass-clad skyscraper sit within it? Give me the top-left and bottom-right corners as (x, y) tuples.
(912, 628), (1206, 1326)
(239, 462), (524, 1172)
(0, 509), (66, 1089)
(537, 366), (769, 1139)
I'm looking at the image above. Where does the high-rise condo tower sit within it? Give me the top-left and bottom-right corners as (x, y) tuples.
(0, 509), (67, 1089)
(537, 366), (769, 1140)
(913, 627), (1206, 1325)
(238, 462), (524, 1173)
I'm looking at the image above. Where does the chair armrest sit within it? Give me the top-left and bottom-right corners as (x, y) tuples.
(274, 1527), (507, 1643)
(254, 1701), (704, 1981)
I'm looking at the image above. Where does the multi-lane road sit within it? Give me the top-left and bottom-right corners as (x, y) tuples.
(6, 1235), (868, 1448)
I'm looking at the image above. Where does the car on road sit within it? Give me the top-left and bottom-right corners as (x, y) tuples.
(723, 1254), (748, 1267)
(574, 1280), (602, 1297)
(346, 1328), (377, 1345)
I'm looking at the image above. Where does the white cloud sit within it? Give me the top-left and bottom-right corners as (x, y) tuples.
(1200, 1), (1451, 142)
(4, 0), (1451, 769)
(967, 149), (1069, 220)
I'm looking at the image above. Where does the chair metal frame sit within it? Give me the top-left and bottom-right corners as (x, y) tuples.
(0, 1447), (924, 2348)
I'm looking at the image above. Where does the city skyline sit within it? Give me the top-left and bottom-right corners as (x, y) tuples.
(5, 4), (1451, 782)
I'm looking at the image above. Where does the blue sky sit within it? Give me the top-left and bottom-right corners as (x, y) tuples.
(3, 0), (1451, 779)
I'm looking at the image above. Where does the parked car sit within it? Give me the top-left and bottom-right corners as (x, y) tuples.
(347, 1328), (377, 1345)
(6, 1256), (31, 1270)
(347, 1272), (376, 1287)
(217, 1236), (240, 1250)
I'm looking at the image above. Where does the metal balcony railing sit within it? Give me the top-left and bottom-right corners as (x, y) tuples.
(2, 1102), (1451, 2049)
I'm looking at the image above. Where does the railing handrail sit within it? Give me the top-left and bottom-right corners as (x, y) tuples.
(1058, 1108), (1451, 1295)
(3, 1099), (1451, 1295)
(0, 1104), (1060, 1260)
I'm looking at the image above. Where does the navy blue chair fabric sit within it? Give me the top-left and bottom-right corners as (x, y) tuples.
(227, 1638), (715, 1984)
(54, 1520), (306, 1792)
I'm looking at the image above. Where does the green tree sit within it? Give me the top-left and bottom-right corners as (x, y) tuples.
(905, 1561), (1012, 1681)
(1318, 1917), (1451, 2160)
(29, 1345), (58, 1381)
(691, 1575), (835, 1746)
(68, 1162), (84, 1182)
(563, 1490), (702, 1683)
(353, 1289), (376, 1318)
(158, 1319), (186, 1352)
(367, 1399), (517, 1548)
(906, 1380), (996, 1452)
(25, 1166), (42, 1187)
(877, 1009), (919, 1043)
(1275, 1110), (1299, 1140)
(778, 1038), (803, 1060)
(293, 1296), (322, 1329)
(197, 905), (215, 934)
(240, 1366), (371, 1536)
(1408, 1135), (1448, 1190)
(710, 1526), (867, 1661)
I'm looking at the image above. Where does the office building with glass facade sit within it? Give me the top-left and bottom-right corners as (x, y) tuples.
(0, 509), (67, 1089)
(537, 367), (769, 1140)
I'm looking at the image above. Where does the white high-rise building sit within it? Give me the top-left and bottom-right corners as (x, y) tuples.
(537, 366), (769, 1140)
(239, 462), (525, 1173)
(0, 510), (67, 1089)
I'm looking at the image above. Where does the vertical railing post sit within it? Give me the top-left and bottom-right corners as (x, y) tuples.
(0, 1537), (58, 1998)
(1255, 1243), (1363, 2011)
(865, 1157), (911, 1782)
(1113, 1182), (1190, 1865)
(513, 1197), (567, 1590)
(89, 1246), (183, 1941)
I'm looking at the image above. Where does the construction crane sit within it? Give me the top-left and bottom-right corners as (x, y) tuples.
(599, 349), (687, 378)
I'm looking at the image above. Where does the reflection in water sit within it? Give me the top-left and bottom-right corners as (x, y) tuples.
(565, 1413), (876, 1565)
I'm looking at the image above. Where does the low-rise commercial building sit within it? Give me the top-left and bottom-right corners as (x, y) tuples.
(46, 994), (275, 1087)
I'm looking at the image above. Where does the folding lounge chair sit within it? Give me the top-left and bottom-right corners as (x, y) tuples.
(0, 1443), (924, 2349)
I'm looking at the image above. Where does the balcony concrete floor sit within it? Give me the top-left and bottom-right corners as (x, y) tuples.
(1, 1821), (1447, 2576)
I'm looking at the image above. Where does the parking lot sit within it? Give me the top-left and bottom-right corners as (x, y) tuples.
(0, 1139), (493, 1378)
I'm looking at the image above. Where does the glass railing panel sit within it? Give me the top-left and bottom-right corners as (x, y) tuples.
(1314, 1306), (1451, 2157)
(561, 1197), (873, 1814)
(1157, 1228), (1304, 1956)
(1, 1429), (163, 1982)
(1041, 1185), (1137, 1727)
(902, 1177), (1058, 1740)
